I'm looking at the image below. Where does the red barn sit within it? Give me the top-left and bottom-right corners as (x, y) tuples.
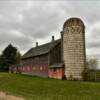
(19, 36), (65, 79)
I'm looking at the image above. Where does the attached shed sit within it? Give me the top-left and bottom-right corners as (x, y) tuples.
(48, 63), (64, 79)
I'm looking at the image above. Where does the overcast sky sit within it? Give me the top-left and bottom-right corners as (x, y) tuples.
(0, 0), (100, 60)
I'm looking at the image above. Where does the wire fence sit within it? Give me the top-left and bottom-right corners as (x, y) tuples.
(88, 70), (100, 81)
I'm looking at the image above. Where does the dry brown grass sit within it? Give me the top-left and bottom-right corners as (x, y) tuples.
(0, 92), (24, 100)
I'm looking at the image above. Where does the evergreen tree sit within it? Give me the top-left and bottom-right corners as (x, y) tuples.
(16, 50), (21, 64)
(0, 44), (21, 71)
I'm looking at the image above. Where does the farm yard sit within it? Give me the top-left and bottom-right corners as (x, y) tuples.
(0, 73), (100, 100)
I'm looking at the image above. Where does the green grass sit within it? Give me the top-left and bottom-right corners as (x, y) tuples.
(0, 73), (100, 100)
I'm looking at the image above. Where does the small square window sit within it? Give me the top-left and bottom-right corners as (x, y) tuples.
(40, 66), (43, 71)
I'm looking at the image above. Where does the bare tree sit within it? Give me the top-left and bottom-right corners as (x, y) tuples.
(87, 59), (98, 70)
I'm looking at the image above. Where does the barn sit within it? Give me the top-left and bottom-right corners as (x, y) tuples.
(10, 17), (86, 80)
(20, 36), (64, 79)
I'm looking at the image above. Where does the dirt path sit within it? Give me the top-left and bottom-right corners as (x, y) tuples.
(0, 92), (25, 100)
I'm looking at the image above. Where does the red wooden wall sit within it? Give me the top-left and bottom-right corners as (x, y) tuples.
(48, 67), (64, 79)
(20, 54), (49, 77)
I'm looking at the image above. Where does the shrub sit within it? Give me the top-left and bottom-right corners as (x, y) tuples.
(82, 68), (89, 81)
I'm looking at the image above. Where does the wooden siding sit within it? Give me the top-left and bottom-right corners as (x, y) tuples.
(48, 67), (64, 79)
(20, 63), (49, 77)
(20, 54), (49, 77)
(49, 42), (61, 65)
(21, 54), (49, 65)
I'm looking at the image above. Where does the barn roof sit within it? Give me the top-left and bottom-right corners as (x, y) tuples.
(49, 63), (64, 68)
(22, 39), (61, 59)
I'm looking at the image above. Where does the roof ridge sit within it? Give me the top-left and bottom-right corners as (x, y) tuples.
(33, 38), (61, 49)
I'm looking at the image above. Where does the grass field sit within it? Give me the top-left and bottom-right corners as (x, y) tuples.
(0, 73), (100, 100)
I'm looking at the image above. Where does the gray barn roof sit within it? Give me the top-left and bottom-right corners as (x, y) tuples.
(22, 39), (61, 59)
(49, 63), (64, 68)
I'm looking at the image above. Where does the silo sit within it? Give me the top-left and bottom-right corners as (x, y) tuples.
(63, 18), (86, 80)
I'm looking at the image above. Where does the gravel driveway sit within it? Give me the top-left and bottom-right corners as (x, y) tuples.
(0, 92), (24, 100)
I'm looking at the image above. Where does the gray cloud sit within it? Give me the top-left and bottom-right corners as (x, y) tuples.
(0, 0), (99, 58)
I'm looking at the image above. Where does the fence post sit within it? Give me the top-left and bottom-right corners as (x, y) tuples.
(95, 70), (96, 81)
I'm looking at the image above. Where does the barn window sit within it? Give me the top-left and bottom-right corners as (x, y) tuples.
(40, 66), (43, 71)
(33, 67), (36, 71)
(27, 66), (30, 71)
(23, 67), (24, 71)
